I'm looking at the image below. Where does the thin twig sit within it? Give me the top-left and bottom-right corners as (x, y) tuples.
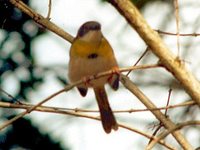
(174, 0), (180, 56)
(148, 88), (172, 145)
(0, 88), (66, 131)
(0, 100), (195, 114)
(146, 120), (200, 150)
(126, 47), (149, 76)
(0, 88), (19, 102)
(0, 102), (175, 149)
(155, 30), (200, 37)
(165, 88), (172, 116)
(0, 64), (159, 131)
(46, 0), (52, 19)
(7, 1), (199, 149)
(9, 0), (200, 108)
(109, 0), (200, 110)
(120, 74), (193, 149)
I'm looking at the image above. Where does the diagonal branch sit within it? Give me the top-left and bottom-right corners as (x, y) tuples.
(9, 0), (74, 43)
(174, 0), (180, 55)
(108, 0), (200, 108)
(8, 0), (200, 108)
(7, 0), (198, 148)
(0, 64), (159, 131)
(0, 88), (66, 131)
(120, 74), (193, 150)
(147, 120), (200, 149)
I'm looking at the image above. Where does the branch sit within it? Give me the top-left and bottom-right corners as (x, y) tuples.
(108, 0), (200, 109)
(147, 120), (200, 150)
(0, 101), (175, 150)
(120, 74), (193, 150)
(126, 47), (149, 76)
(8, 0), (200, 107)
(0, 100), (195, 114)
(9, 0), (74, 43)
(155, 30), (200, 37)
(46, 0), (52, 19)
(7, 1), (198, 148)
(174, 0), (180, 55)
(0, 64), (159, 131)
(0, 88), (67, 131)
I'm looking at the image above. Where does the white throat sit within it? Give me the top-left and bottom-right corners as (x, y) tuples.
(80, 30), (102, 42)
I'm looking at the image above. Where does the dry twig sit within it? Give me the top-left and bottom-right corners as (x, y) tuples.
(46, 0), (52, 19)
(155, 30), (200, 37)
(120, 74), (193, 149)
(0, 100), (195, 115)
(146, 120), (200, 149)
(0, 101), (176, 149)
(174, 0), (180, 55)
(0, 64), (159, 131)
(6, 0), (199, 149)
(109, 0), (200, 108)
(126, 47), (149, 76)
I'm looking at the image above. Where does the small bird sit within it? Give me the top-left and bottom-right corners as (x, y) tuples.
(68, 21), (119, 133)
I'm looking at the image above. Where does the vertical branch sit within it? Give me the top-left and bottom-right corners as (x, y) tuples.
(46, 0), (52, 19)
(148, 88), (172, 145)
(174, 0), (180, 56)
(165, 88), (172, 116)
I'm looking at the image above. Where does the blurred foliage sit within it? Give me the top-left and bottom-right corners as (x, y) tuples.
(0, 0), (45, 101)
(0, 0), (67, 149)
(0, 117), (66, 150)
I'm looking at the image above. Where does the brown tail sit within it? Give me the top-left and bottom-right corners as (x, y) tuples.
(93, 87), (118, 133)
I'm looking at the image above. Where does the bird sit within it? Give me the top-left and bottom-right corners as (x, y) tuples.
(68, 21), (119, 133)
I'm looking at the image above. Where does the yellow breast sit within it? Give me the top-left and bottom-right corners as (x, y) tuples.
(70, 37), (115, 59)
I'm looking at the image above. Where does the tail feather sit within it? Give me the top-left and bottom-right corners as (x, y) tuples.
(94, 87), (118, 133)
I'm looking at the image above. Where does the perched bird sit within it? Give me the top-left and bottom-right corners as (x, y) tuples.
(68, 21), (119, 133)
